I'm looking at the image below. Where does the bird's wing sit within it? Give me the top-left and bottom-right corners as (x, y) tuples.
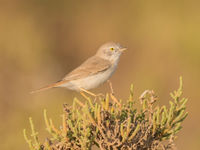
(63, 56), (111, 81)
(30, 56), (111, 94)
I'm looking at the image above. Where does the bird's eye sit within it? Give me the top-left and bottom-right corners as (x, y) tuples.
(110, 47), (114, 51)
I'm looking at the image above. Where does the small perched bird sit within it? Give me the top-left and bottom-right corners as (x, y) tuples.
(31, 42), (126, 95)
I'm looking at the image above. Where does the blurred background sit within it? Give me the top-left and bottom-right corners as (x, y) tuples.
(0, 0), (200, 149)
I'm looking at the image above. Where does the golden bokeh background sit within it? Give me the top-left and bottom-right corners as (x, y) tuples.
(0, 1), (200, 149)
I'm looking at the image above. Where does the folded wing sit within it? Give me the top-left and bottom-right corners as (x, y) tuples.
(63, 56), (111, 81)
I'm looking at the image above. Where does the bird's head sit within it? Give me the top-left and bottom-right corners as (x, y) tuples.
(96, 42), (126, 62)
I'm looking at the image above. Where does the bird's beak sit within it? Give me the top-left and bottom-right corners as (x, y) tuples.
(119, 48), (127, 52)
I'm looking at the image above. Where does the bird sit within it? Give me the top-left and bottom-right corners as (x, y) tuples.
(30, 42), (126, 96)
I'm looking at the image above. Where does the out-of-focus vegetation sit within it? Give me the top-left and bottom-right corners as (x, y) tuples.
(24, 78), (187, 150)
(0, 1), (199, 150)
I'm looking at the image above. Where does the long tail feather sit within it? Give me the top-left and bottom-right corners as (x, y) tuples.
(30, 80), (68, 94)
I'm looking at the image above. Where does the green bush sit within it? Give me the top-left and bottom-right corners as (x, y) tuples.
(24, 77), (188, 150)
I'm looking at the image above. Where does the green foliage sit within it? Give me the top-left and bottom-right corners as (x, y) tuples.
(23, 118), (41, 150)
(24, 77), (188, 150)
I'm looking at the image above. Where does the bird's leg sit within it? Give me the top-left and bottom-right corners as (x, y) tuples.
(80, 91), (91, 100)
(79, 88), (97, 97)
(107, 80), (114, 95)
(79, 88), (104, 100)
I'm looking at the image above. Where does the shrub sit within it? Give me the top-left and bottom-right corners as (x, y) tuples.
(24, 77), (188, 150)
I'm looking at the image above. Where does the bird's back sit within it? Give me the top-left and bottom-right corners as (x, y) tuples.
(63, 56), (111, 81)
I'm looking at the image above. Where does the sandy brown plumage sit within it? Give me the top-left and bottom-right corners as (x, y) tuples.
(30, 42), (126, 94)
(30, 56), (111, 94)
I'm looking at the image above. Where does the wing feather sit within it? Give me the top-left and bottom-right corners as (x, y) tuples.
(30, 56), (111, 94)
(63, 56), (111, 81)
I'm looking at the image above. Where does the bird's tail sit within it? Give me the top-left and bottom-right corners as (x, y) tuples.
(30, 80), (68, 94)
